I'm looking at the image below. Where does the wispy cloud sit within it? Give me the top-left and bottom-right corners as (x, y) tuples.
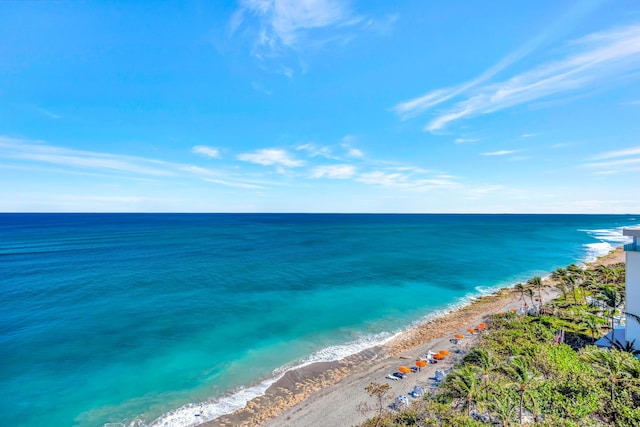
(590, 145), (640, 160)
(340, 135), (364, 158)
(395, 23), (640, 132)
(192, 145), (222, 159)
(583, 144), (640, 173)
(585, 157), (640, 169)
(296, 139), (364, 160)
(0, 136), (265, 189)
(204, 178), (264, 189)
(34, 107), (62, 120)
(344, 146), (363, 158)
(454, 137), (479, 144)
(296, 142), (336, 159)
(231, 0), (365, 63)
(311, 164), (356, 179)
(238, 148), (304, 167)
(356, 170), (459, 192)
(0, 136), (175, 176)
(482, 150), (519, 156)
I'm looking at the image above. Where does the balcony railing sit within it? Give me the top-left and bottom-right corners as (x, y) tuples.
(625, 242), (639, 252)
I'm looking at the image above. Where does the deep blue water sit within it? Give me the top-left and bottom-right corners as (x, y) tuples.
(0, 213), (636, 426)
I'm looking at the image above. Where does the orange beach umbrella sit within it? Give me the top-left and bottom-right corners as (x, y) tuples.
(399, 366), (411, 374)
(467, 328), (477, 334)
(454, 333), (464, 339)
(439, 350), (450, 356)
(433, 353), (444, 360)
(478, 323), (488, 328)
(416, 360), (427, 368)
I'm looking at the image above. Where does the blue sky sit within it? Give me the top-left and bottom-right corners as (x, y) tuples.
(1, 0), (640, 213)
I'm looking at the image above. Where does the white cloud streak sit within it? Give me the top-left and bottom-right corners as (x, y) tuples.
(231, 0), (362, 58)
(204, 179), (264, 189)
(345, 147), (363, 158)
(0, 136), (175, 177)
(192, 145), (222, 158)
(590, 145), (640, 160)
(296, 142), (336, 158)
(356, 170), (459, 192)
(482, 150), (518, 156)
(395, 23), (640, 132)
(583, 144), (640, 174)
(0, 136), (265, 190)
(237, 148), (304, 167)
(311, 164), (356, 179)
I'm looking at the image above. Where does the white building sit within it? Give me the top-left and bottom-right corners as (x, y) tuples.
(624, 228), (640, 349)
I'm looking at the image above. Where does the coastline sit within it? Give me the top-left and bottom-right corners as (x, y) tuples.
(201, 248), (625, 427)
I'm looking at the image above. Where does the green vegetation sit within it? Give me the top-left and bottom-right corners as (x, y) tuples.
(360, 260), (640, 426)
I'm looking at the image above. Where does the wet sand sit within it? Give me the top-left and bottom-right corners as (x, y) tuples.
(203, 248), (625, 427)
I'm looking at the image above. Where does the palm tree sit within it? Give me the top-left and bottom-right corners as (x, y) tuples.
(554, 281), (568, 301)
(581, 314), (603, 342)
(599, 286), (623, 331)
(567, 263), (584, 278)
(525, 288), (535, 307)
(444, 365), (482, 417)
(500, 356), (540, 424)
(596, 265), (615, 285)
(487, 392), (517, 427)
(513, 283), (526, 302)
(580, 347), (633, 402)
(612, 339), (640, 356)
(563, 274), (579, 306)
(550, 267), (567, 282)
(465, 348), (495, 399)
(527, 276), (544, 307)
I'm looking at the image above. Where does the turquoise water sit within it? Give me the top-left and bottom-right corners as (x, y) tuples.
(0, 213), (636, 426)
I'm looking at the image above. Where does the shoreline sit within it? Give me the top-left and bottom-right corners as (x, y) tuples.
(201, 247), (625, 427)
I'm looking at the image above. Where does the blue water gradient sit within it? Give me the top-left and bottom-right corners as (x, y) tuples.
(0, 214), (636, 426)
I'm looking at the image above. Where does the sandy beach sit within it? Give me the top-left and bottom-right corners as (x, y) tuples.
(203, 248), (625, 427)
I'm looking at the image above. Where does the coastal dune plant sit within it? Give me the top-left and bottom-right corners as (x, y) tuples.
(362, 382), (392, 427)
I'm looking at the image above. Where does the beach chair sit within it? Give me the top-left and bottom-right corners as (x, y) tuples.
(393, 395), (410, 409)
(410, 385), (424, 398)
(386, 374), (399, 381)
(435, 370), (447, 382)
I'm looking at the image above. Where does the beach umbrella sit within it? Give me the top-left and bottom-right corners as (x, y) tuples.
(439, 350), (450, 356)
(433, 353), (444, 360)
(416, 360), (427, 368)
(478, 323), (488, 327)
(467, 328), (477, 334)
(399, 366), (411, 374)
(453, 333), (464, 339)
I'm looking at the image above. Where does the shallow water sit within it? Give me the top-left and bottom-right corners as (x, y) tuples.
(0, 213), (636, 426)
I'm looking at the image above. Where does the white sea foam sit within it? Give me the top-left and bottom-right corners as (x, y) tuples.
(294, 331), (397, 368)
(142, 331), (398, 427)
(143, 375), (282, 427)
(579, 226), (634, 263)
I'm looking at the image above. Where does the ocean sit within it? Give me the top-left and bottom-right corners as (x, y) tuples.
(0, 213), (636, 427)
